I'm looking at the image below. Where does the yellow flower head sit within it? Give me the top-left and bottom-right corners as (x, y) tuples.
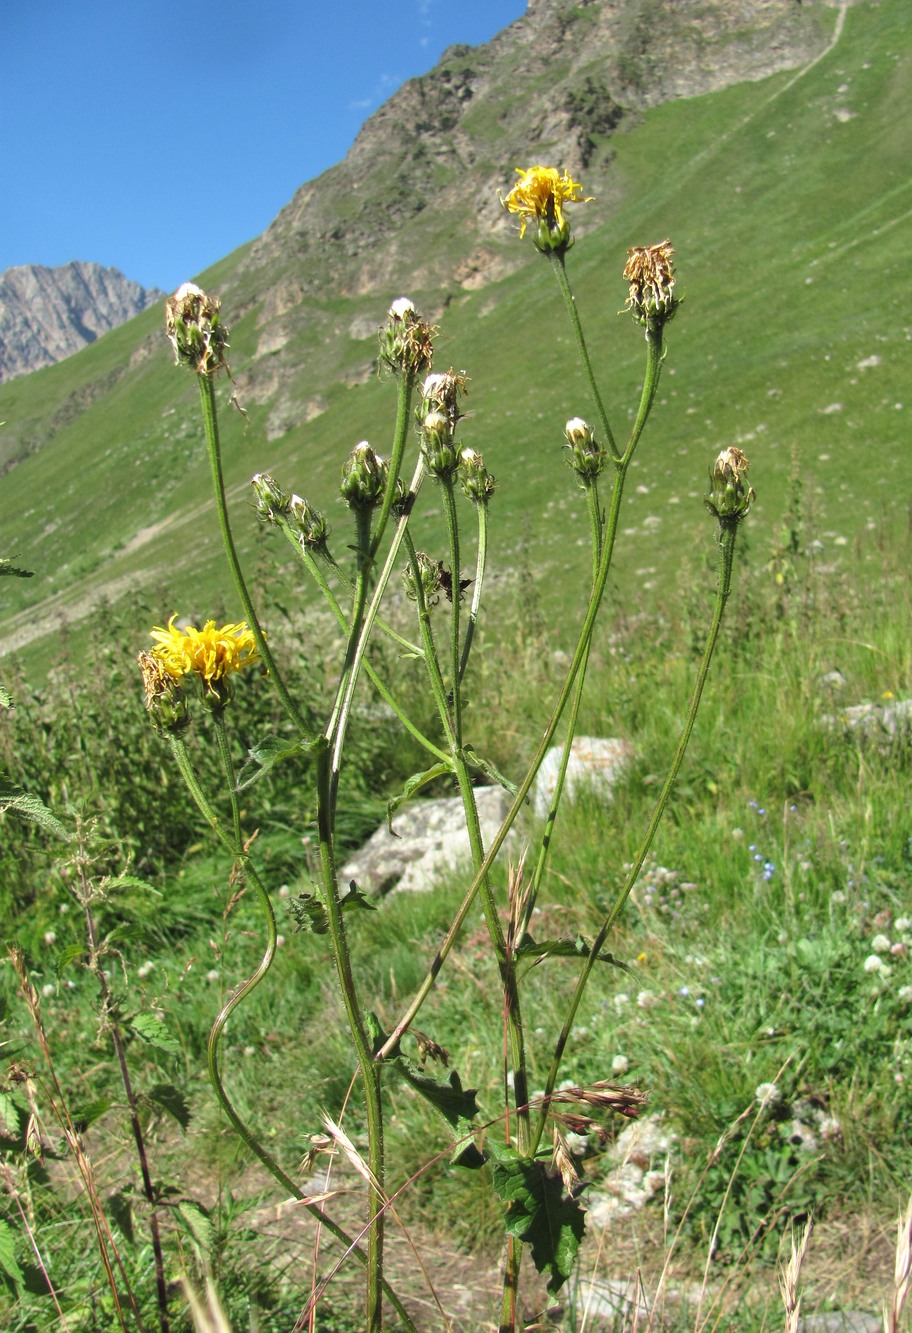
(150, 615), (259, 694)
(500, 166), (591, 252)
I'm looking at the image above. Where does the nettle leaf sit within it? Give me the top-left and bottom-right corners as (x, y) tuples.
(129, 1011), (181, 1054)
(55, 944), (86, 977)
(101, 874), (162, 897)
(0, 778), (73, 841)
(176, 1201), (215, 1262)
(107, 1190), (136, 1244)
(515, 934), (630, 972)
(387, 761), (454, 833)
(0, 1090), (21, 1137)
(71, 1098), (111, 1133)
(0, 1218), (24, 1291)
(488, 1141), (586, 1294)
(146, 1083), (192, 1131)
(391, 1054), (485, 1168)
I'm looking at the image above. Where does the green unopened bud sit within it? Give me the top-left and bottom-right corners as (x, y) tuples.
(459, 447), (496, 504)
(623, 241), (680, 336)
(165, 283), (229, 375)
(138, 652), (191, 734)
(420, 410), (459, 478)
(564, 417), (608, 481)
(705, 447), (755, 524)
(379, 298), (435, 377)
(252, 472), (292, 523)
(340, 442), (387, 510)
(289, 493), (329, 548)
(403, 552), (443, 606)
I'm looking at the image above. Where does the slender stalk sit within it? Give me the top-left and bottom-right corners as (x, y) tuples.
(533, 519), (742, 1149)
(166, 736), (414, 1329)
(548, 253), (619, 459)
(380, 333), (666, 1059)
(518, 480), (603, 938)
(196, 374), (312, 739)
(440, 477), (463, 742)
(458, 498), (488, 683)
(80, 888), (170, 1332)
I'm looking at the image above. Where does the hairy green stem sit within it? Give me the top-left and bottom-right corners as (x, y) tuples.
(196, 374), (312, 739)
(533, 519), (742, 1150)
(166, 734), (415, 1329)
(549, 253), (619, 459)
(458, 498), (488, 683)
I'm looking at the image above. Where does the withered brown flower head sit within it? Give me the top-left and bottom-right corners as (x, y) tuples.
(623, 240), (679, 331)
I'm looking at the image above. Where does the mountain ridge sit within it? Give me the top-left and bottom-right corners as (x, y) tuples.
(0, 261), (164, 383)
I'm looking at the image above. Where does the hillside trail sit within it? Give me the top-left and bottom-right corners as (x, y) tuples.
(674, 0), (850, 179)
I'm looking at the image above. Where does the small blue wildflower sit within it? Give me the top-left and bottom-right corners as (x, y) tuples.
(763, 861), (775, 881)
(679, 986), (690, 997)
(696, 997), (706, 1008)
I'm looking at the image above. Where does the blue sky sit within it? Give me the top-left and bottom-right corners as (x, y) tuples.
(1, 1), (525, 292)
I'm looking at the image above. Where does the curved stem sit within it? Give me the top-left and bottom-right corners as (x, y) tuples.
(166, 734), (415, 1330)
(196, 375), (312, 739)
(533, 520), (742, 1151)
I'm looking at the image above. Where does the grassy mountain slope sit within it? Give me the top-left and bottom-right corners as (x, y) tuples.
(0, 0), (908, 673)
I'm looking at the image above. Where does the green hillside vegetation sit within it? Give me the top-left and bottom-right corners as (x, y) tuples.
(1, 2), (911, 1328)
(1, 0), (908, 670)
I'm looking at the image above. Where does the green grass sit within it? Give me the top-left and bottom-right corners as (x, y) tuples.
(1, 522), (910, 1326)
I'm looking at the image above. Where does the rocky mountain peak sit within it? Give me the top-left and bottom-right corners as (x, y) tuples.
(0, 261), (163, 382)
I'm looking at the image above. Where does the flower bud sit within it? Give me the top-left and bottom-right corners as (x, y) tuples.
(623, 241), (680, 335)
(340, 442), (388, 510)
(704, 447), (755, 524)
(252, 472), (292, 523)
(459, 447), (496, 504)
(138, 651), (192, 734)
(419, 410), (459, 478)
(165, 282), (230, 375)
(289, 493), (330, 548)
(402, 552), (443, 606)
(563, 417), (608, 481)
(379, 298), (435, 377)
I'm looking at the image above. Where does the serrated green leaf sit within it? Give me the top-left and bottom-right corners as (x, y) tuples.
(129, 1011), (181, 1054)
(387, 761), (454, 833)
(107, 1190), (136, 1244)
(514, 934), (629, 972)
(146, 1082), (191, 1130)
(489, 1141), (586, 1294)
(101, 874), (162, 897)
(176, 1201), (215, 1261)
(235, 733), (324, 791)
(391, 1053), (484, 1168)
(0, 1090), (21, 1137)
(55, 943), (86, 976)
(0, 778), (72, 841)
(71, 1098), (111, 1132)
(0, 1218), (24, 1290)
